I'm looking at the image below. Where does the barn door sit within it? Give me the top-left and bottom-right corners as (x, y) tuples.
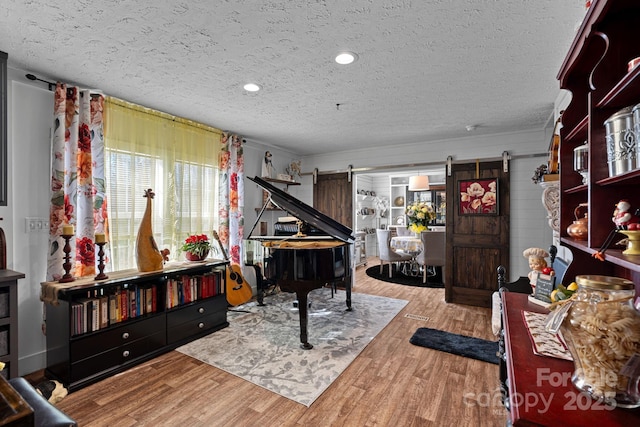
(445, 160), (510, 307)
(313, 173), (352, 228)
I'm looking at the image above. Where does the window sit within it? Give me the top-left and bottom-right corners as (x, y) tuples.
(104, 98), (221, 271)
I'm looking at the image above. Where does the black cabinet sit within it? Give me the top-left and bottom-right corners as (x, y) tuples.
(43, 261), (229, 391)
(0, 269), (25, 379)
(167, 296), (228, 344)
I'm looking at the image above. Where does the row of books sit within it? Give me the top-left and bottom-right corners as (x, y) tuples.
(71, 285), (157, 336)
(166, 272), (223, 309)
(70, 271), (225, 336)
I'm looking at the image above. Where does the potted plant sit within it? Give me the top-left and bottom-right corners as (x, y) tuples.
(181, 234), (211, 261)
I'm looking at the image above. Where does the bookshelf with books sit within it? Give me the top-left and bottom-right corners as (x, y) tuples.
(43, 260), (228, 392)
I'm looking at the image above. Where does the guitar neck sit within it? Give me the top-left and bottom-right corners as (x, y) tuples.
(211, 231), (231, 262)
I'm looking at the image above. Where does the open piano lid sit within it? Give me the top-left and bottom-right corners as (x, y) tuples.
(247, 176), (355, 243)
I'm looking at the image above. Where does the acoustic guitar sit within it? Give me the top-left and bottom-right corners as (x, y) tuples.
(211, 231), (252, 306)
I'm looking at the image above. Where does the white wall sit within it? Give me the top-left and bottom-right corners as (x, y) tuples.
(4, 63), (556, 375)
(302, 128), (555, 281)
(242, 142), (302, 237)
(6, 67), (54, 375)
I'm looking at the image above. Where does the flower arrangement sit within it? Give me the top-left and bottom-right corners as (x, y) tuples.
(180, 234), (211, 257)
(405, 201), (436, 233)
(531, 164), (548, 184)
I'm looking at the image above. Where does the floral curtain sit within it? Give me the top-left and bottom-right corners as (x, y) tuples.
(218, 133), (244, 264)
(46, 83), (109, 281)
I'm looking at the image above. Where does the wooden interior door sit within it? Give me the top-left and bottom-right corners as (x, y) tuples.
(445, 160), (510, 307)
(313, 173), (352, 228)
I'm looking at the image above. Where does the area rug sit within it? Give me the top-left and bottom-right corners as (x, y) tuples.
(176, 289), (408, 406)
(409, 327), (499, 365)
(365, 264), (444, 288)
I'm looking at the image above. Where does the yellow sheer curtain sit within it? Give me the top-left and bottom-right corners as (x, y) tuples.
(104, 97), (222, 271)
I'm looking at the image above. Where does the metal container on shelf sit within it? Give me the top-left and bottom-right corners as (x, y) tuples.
(573, 143), (589, 185)
(633, 102), (640, 167)
(604, 106), (637, 177)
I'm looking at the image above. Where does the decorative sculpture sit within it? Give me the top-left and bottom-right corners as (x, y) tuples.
(262, 151), (274, 178)
(612, 199), (638, 228)
(135, 188), (164, 272)
(594, 199), (640, 261)
(286, 160), (302, 180)
(522, 247), (549, 288)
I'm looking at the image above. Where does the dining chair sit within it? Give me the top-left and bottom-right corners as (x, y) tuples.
(415, 230), (446, 284)
(395, 226), (412, 236)
(376, 229), (412, 278)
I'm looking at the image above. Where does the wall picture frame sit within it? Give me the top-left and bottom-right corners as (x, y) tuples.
(458, 178), (498, 215)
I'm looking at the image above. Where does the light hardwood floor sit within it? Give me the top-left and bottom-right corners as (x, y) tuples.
(53, 258), (509, 426)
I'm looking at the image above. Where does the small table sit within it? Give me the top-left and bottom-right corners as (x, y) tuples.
(390, 235), (422, 253)
(390, 236), (422, 276)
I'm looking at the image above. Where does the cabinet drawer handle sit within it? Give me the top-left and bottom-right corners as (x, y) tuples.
(198, 322), (205, 329)
(122, 332), (130, 339)
(198, 307), (205, 314)
(123, 350), (130, 358)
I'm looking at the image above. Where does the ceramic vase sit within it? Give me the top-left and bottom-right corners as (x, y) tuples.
(135, 188), (164, 272)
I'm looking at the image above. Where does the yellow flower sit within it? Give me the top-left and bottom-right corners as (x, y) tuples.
(405, 201), (436, 231)
(409, 224), (427, 234)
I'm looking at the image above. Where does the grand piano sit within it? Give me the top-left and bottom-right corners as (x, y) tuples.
(247, 176), (355, 349)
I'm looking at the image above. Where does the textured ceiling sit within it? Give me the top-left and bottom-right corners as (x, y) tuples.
(1, 1), (586, 155)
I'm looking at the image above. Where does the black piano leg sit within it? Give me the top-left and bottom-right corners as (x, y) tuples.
(345, 280), (352, 312)
(296, 291), (313, 350)
(253, 265), (266, 306)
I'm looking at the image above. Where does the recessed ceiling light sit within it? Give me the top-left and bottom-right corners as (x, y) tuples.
(335, 52), (358, 65)
(243, 83), (261, 92)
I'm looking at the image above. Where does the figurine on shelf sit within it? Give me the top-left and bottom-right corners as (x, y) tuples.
(373, 196), (389, 218)
(262, 151), (274, 178)
(594, 200), (640, 261)
(612, 199), (639, 228)
(523, 247), (549, 288)
(161, 248), (171, 263)
(286, 160), (302, 180)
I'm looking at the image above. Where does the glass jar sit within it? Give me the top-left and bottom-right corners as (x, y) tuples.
(560, 275), (640, 408)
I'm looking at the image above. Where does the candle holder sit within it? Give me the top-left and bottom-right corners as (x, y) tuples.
(58, 233), (75, 283)
(95, 242), (108, 280)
